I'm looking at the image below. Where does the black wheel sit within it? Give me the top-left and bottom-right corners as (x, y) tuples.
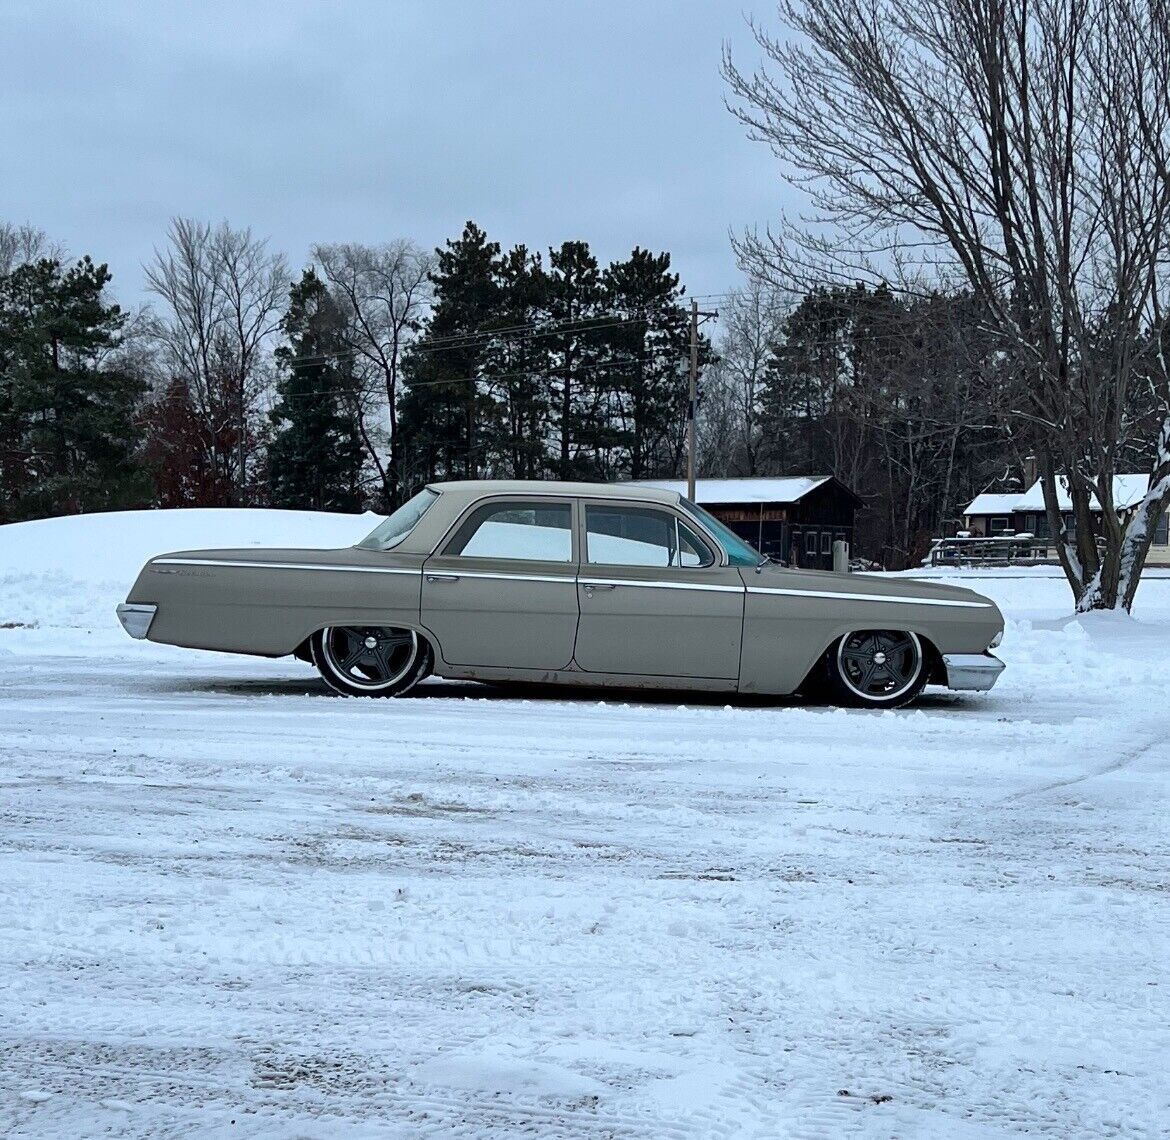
(825, 629), (926, 709)
(311, 626), (432, 698)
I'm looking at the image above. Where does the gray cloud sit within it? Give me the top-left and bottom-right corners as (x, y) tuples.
(0, 0), (791, 306)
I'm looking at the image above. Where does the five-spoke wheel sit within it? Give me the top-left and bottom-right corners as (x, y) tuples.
(826, 629), (926, 708)
(311, 625), (431, 697)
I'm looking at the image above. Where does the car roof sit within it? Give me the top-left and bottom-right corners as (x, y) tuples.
(426, 479), (683, 505)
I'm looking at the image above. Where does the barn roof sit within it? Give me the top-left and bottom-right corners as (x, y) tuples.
(629, 476), (855, 506)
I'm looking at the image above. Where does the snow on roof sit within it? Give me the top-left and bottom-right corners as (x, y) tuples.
(628, 476), (833, 504)
(963, 493), (1022, 517)
(964, 475), (1152, 516)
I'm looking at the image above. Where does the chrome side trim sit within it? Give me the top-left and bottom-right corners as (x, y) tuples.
(578, 576), (744, 594)
(153, 558), (421, 576)
(436, 568), (575, 585)
(116, 603), (157, 639)
(941, 652), (1005, 691)
(747, 586), (993, 609)
(152, 557), (575, 587)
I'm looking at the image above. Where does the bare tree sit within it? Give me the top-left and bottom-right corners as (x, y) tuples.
(312, 241), (434, 507)
(0, 223), (63, 274)
(145, 218), (288, 503)
(725, 0), (1170, 610)
(712, 279), (788, 475)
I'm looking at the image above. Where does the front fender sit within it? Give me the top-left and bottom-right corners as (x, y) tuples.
(736, 571), (1002, 695)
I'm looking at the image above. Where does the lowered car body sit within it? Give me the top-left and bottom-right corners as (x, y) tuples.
(117, 480), (1005, 707)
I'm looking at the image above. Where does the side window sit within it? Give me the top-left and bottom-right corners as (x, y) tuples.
(446, 500), (572, 562)
(1156, 512), (1169, 547)
(805, 531), (818, 557)
(586, 505), (714, 568)
(821, 532), (832, 555)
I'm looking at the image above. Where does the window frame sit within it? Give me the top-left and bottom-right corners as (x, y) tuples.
(581, 501), (717, 570)
(440, 496), (577, 563)
(989, 516), (1011, 534)
(821, 532), (833, 555)
(805, 531), (818, 557)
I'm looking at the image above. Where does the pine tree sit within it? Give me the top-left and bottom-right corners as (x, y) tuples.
(268, 269), (364, 511)
(399, 222), (503, 484)
(546, 241), (605, 478)
(601, 248), (700, 479)
(480, 245), (553, 478)
(0, 256), (147, 522)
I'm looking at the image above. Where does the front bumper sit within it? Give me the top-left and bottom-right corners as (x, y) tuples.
(942, 652), (1005, 692)
(116, 603), (157, 640)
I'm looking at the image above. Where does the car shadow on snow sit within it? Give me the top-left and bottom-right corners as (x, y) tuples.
(176, 672), (975, 712)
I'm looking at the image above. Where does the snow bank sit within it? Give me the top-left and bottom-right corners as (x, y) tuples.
(0, 507), (381, 653)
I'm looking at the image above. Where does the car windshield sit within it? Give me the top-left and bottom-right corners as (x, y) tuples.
(355, 488), (439, 551)
(678, 497), (764, 568)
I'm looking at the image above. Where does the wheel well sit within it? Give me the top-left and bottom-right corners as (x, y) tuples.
(920, 636), (947, 685)
(297, 624), (436, 666)
(799, 628), (945, 691)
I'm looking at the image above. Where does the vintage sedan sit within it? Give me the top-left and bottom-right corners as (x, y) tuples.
(116, 480), (1005, 708)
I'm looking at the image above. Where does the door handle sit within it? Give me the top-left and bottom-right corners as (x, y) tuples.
(426, 573), (460, 583)
(583, 583), (617, 592)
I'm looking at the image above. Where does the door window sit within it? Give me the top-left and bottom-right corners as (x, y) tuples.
(585, 505), (714, 567)
(445, 500), (573, 561)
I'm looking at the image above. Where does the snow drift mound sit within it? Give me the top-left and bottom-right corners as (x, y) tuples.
(0, 507), (382, 653)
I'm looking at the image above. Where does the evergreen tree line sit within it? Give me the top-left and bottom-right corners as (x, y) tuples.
(0, 219), (709, 526)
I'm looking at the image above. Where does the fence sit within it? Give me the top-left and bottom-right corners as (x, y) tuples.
(926, 535), (1057, 567)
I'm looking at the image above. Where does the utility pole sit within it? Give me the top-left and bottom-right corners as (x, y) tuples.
(686, 298), (717, 501)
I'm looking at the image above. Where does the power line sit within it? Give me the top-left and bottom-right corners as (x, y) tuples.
(274, 311), (685, 370)
(145, 349), (697, 408)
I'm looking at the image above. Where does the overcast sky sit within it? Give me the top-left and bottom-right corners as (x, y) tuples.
(1, 1), (792, 308)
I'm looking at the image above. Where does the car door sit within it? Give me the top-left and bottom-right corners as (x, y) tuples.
(573, 500), (745, 679)
(420, 496), (579, 671)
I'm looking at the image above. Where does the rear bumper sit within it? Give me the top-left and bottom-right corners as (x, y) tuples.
(116, 603), (157, 640)
(942, 652), (1005, 692)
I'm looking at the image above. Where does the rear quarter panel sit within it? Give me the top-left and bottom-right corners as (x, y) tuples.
(127, 547), (424, 657)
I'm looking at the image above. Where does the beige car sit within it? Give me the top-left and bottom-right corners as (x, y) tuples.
(116, 480), (1005, 708)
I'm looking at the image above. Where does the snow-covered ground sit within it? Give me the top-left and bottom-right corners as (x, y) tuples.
(1, 509), (1168, 1137)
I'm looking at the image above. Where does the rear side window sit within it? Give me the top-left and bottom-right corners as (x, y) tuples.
(446, 500), (573, 562)
(585, 505), (714, 567)
(356, 488), (439, 551)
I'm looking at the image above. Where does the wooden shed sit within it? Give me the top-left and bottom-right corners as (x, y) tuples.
(630, 476), (863, 570)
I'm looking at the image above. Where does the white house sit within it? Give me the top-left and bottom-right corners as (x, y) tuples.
(962, 476), (1170, 564)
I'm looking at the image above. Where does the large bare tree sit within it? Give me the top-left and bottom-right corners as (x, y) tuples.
(146, 218), (288, 503)
(313, 241), (434, 508)
(725, 0), (1170, 610)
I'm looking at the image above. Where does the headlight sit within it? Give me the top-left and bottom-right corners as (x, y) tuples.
(988, 629), (1003, 649)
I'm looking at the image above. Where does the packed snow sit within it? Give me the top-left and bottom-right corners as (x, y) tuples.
(1, 508), (1168, 1137)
